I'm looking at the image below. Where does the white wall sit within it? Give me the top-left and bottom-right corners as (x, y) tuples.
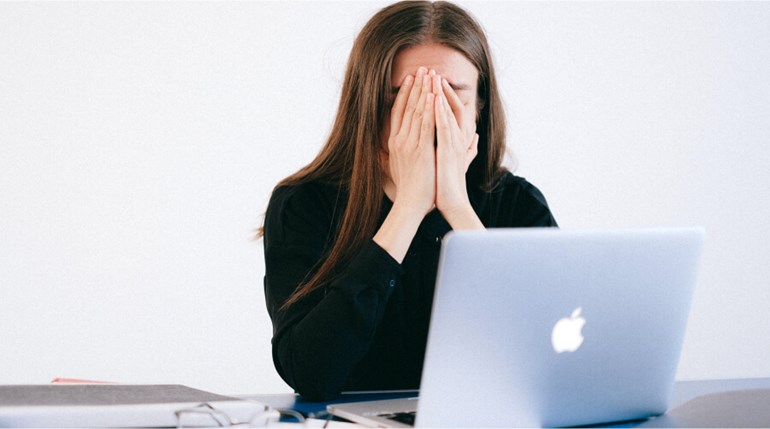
(1, 1), (768, 395)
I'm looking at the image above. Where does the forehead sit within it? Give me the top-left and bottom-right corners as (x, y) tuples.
(391, 43), (479, 90)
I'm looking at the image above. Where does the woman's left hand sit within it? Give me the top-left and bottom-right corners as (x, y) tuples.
(433, 74), (479, 218)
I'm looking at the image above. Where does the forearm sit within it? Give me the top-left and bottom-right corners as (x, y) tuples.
(268, 241), (401, 401)
(373, 200), (426, 263)
(274, 284), (391, 401)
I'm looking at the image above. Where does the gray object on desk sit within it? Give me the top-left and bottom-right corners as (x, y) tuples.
(640, 388), (770, 428)
(0, 384), (235, 406)
(0, 384), (271, 427)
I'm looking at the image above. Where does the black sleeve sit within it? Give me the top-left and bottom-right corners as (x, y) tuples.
(262, 185), (403, 401)
(499, 174), (558, 228)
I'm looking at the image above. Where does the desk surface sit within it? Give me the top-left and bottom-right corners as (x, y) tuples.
(669, 376), (770, 407)
(244, 377), (770, 427)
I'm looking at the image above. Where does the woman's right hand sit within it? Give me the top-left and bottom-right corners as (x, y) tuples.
(385, 66), (436, 218)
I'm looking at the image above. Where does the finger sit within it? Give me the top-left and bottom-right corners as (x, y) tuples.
(441, 89), (462, 139)
(399, 67), (428, 137)
(406, 83), (430, 147)
(407, 73), (432, 137)
(419, 93), (436, 149)
(389, 74), (414, 136)
(435, 78), (459, 128)
(435, 93), (451, 149)
(420, 72), (431, 97)
(434, 76), (458, 128)
(441, 77), (465, 125)
(441, 81), (476, 146)
(432, 73), (442, 97)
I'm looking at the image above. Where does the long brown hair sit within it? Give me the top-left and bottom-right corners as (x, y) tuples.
(270, 1), (508, 309)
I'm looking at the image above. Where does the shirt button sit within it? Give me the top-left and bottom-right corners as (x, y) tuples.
(388, 279), (396, 288)
(435, 236), (441, 243)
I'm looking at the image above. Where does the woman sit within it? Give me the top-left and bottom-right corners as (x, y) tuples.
(262, 1), (557, 401)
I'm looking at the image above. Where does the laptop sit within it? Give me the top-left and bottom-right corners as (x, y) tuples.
(328, 228), (704, 428)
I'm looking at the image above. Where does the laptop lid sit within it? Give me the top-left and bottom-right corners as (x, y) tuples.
(415, 228), (704, 428)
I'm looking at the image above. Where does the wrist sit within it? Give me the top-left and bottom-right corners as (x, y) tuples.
(439, 203), (485, 231)
(392, 195), (433, 220)
(373, 199), (427, 263)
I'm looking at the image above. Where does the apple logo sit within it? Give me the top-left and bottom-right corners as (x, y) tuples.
(551, 307), (586, 353)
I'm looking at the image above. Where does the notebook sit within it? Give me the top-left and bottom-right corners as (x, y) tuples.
(328, 228), (704, 428)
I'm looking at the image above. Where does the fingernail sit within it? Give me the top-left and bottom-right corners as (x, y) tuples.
(429, 69), (436, 76)
(404, 75), (414, 86)
(417, 67), (427, 76)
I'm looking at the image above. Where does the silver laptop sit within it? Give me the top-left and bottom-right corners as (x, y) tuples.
(328, 228), (704, 428)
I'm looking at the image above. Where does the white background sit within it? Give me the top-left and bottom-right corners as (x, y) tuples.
(1, 1), (769, 395)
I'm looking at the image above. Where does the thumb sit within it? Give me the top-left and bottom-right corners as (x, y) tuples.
(470, 133), (479, 151)
(466, 133), (479, 170)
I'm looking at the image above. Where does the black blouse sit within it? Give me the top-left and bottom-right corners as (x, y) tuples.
(262, 172), (557, 401)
